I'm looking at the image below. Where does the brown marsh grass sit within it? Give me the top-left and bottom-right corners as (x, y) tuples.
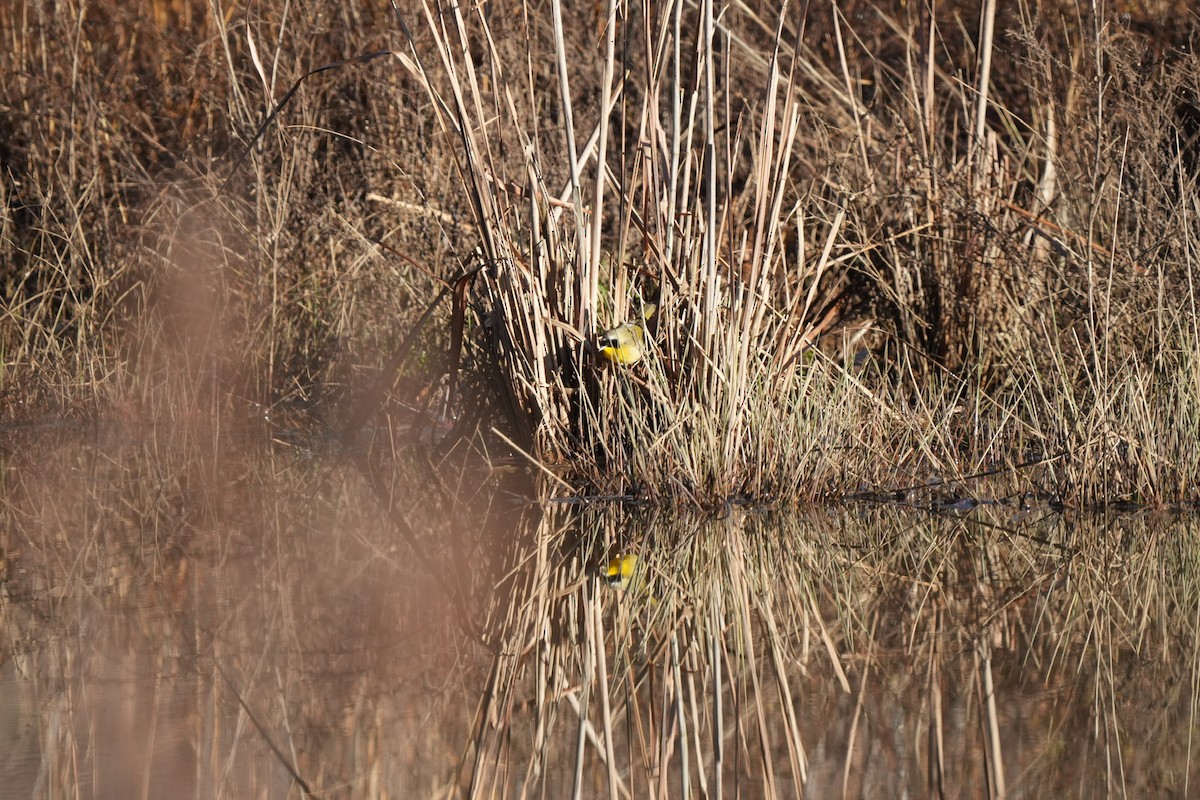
(0, 2), (1198, 504)
(7, 2), (1200, 504)
(380, 1), (1200, 505)
(7, 3), (1200, 794)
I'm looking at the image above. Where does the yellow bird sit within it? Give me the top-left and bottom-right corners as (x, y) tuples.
(597, 303), (656, 365)
(597, 322), (646, 365)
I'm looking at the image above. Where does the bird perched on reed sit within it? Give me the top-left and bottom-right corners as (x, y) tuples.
(597, 322), (645, 365)
(597, 303), (656, 365)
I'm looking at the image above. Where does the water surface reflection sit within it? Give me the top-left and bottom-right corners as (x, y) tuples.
(1, 428), (1197, 797)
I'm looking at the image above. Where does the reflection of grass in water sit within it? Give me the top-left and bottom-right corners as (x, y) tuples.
(0, 421), (524, 798)
(470, 502), (1200, 798)
(6, 425), (1200, 796)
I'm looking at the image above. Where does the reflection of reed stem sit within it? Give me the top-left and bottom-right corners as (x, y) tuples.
(213, 660), (313, 796)
(979, 637), (1007, 799)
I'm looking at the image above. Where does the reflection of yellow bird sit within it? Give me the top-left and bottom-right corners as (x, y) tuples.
(605, 554), (640, 591)
(604, 554), (658, 608)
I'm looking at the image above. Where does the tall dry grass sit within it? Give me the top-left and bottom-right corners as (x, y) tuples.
(384, 0), (1200, 504)
(4, 2), (1200, 503)
(0, 0), (459, 429)
(8, 7), (1200, 798)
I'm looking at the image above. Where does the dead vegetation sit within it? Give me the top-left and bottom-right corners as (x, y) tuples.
(4, 3), (1200, 503)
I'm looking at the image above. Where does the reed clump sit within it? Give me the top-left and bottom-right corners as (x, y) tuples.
(392, 1), (1200, 505)
(5, 2), (1200, 505)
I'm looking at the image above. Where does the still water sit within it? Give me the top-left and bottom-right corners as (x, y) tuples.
(1, 423), (1197, 798)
